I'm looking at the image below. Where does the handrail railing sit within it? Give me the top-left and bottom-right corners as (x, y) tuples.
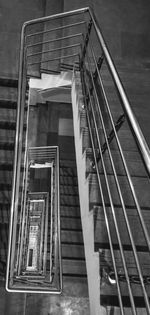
(6, 6), (150, 314)
(89, 8), (150, 176)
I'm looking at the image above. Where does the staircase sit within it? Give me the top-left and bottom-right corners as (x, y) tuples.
(2, 6), (150, 315)
(0, 80), (89, 313)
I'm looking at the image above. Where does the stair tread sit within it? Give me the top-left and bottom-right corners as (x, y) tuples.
(85, 148), (147, 177)
(61, 230), (83, 243)
(61, 243), (85, 259)
(89, 173), (150, 208)
(62, 258), (86, 271)
(0, 78), (18, 88)
(61, 217), (82, 230)
(94, 205), (150, 248)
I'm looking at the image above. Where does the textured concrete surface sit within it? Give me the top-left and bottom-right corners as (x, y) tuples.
(0, 0), (45, 77)
(64, 0), (150, 65)
(0, 285), (90, 315)
(0, 0), (150, 77)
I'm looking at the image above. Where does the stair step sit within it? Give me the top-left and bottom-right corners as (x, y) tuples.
(61, 217), (82, 230)
(0, 141), (15, 150)
(60, 166), (77, 177)
(60, 159), (76, 168)
(0, 100), (17, 109)
(61, 243), (85, 259)
(101, 295), (149, 308)
(82, 127), (92, 150)
(0, 87), (18, 101)
(94, 206), (150, 248)
(61, 230), (83, 245)
(46, 257), (86, 276)
(85, 148), (147, 177)
(60, 184), (78, 196)
(0, 78), (18, 88)
(79, 109), (87, 129)
(60, 194), (79, 206)
(0, 163), (14, 171)
(106, 306), (147, 314)
(61, 277), (89, 297)
(0, 149), (14, 162)
(99, 249), (150, 303)
(0, 183), (12, 191)
(62, 259), (87, 277)
(60, 175), (78, 186)
(0, 121), (27, 131)
(0, 191), (12, 202)
(0, 129), (16, 142)
(60, 205), (80, 218)
(88, 173), (150, 208)
(82, 124), (139, 153)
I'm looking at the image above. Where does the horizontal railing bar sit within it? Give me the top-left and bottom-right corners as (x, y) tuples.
(28, 145), (58, 150)
(84, 57), (137, 315)
(89, 7), (150, 176)
(26, 33), (83, 49)
(80, 68), (125, 315)
(27, 43), (81, 58)
(23, 7), (89, 28)
(28, 153), (56, 157)
(28, 53), (79, 66)
(26, 21), (85, 39)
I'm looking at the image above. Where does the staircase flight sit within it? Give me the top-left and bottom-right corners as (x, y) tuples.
(5, 7), (150, 315)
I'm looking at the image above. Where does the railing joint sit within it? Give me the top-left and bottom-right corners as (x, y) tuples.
(91, 113), (126, 168)
(80, 19), (92, 68)
(93, 53), (104, 80)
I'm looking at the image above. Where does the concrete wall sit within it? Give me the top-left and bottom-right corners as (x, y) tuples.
(0, 0), (149, 78)
(0, 0), (45, 77)
(64, 0), (150, 66)
(0, 0), (64, 78)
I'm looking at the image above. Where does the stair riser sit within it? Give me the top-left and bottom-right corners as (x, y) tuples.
(94, 206), (150, 247)
(89, 174), (150, 208)
(0, 87), (17, 101)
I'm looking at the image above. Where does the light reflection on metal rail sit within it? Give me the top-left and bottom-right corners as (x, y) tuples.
(27, 43), (81, 58)
(26, 33), (83, 49)
(26, 21), (86, 39)
(28, 53), (79, 66)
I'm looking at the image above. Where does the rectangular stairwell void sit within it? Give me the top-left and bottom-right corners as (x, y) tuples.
(6, 76), (62, 293)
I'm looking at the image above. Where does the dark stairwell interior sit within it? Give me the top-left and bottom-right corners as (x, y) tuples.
(0, 78), (90, 314)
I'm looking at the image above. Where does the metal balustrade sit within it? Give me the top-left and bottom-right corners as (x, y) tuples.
(5, 6), (150, 313)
